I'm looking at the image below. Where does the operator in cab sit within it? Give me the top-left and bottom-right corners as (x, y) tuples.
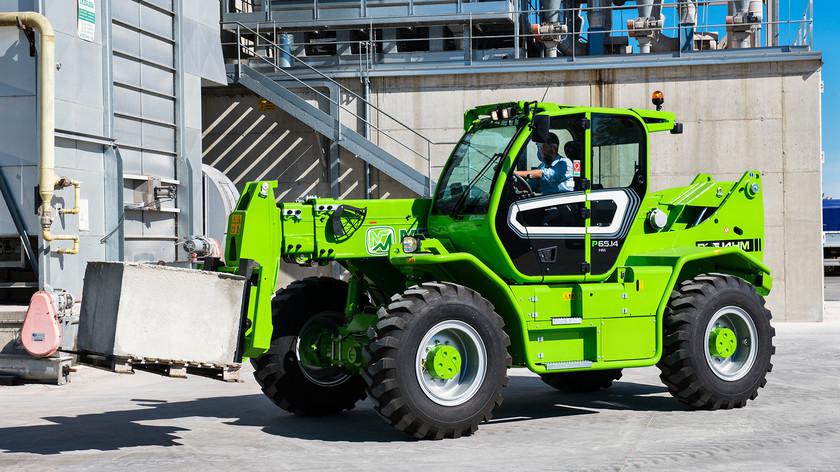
(513, 132), (574, 195)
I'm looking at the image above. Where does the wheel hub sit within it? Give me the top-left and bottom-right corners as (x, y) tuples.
(415, 320), (487, 407)
(708, 327), (737, 359)
(703, 306), (759, 381)
(426, 344), (462, 380)
(294, 311), (353, 387)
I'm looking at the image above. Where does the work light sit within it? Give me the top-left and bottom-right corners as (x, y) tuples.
(402, 235), (421, 253)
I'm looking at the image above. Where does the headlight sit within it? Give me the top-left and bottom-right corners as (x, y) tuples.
(648, 208), (668, 231)
(402, 235), (421, 253)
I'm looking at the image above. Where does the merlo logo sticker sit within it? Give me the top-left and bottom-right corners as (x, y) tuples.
(366, 227), (395, 255)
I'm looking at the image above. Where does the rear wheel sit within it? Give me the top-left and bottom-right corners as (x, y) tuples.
(540, 369), (623, 393)
(657, 274), (775, 409)
(251, 277), (367, 416)
(364, 282), (511, 439)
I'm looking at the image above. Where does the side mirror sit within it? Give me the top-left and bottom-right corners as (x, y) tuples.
(670, 122), (684, 135)
(531, 115), (550, 143)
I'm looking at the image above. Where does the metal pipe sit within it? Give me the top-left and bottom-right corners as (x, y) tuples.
(808, 0), (813, 51)
(278, 33), (293, 67)
(0, 12), (79, 255)
(728, 0), (762, 49)
(631, 0), (696, 54)
(587, 0), (612, 55)
(58, 179), (81, 215)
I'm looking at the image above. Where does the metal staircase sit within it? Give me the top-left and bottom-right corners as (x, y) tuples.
(225, 23), (437, 196)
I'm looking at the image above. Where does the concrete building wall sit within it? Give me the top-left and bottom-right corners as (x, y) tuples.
(202, 58), (823, 321)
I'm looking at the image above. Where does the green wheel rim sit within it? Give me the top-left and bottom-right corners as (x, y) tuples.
(415, 320), (487, 407)
(294, 311), (352, 387)
(703, 306), (758, 381)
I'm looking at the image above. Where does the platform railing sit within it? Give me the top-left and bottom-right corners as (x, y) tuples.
(225, 21), (454, 195)
(223, 0), (814, 63)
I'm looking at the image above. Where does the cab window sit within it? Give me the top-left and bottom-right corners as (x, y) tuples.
(591, 114), (646, 192)
(432, 123), (518, 215)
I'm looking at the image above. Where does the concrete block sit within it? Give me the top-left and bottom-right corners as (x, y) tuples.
(77, 262), (246, 365)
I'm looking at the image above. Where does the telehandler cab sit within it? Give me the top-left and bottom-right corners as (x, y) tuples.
(207, 95), (774, 439)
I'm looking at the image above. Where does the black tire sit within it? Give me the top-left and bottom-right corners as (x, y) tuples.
(251, 277), (367, 416)
(657, 273), (775, 409)
(540, 369), (623, 393)
(364, 282), (511, 439)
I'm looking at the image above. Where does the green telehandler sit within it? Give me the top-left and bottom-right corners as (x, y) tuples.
(206, 96), (775, 439)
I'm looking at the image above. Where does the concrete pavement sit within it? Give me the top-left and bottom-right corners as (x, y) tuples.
(1, 308), (838, 471)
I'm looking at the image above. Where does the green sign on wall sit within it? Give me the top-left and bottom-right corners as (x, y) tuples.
(77, 0), (96, 42)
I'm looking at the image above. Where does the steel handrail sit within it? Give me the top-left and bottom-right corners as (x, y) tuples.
(231, 21), (439, 152)
(223, 0), (812, 34)
(237, 43), (432, 162)
(230, 17), (812, 50)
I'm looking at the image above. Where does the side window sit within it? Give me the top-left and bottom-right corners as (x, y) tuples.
(591, 114), (646, 191)
(513, 116), (585, 193)
(519, 140), (540, 171)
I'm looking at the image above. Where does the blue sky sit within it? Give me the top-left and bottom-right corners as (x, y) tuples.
(815, 1), (838, 197)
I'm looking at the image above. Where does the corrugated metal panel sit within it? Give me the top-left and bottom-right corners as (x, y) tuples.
(112, 0), (179, 262)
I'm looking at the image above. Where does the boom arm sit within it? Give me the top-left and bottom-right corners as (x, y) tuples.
(215, 181), (430, 359)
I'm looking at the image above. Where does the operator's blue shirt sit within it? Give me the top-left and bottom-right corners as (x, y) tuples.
(531, 155), (575, 195)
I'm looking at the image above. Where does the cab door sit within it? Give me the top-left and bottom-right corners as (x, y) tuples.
(495, 112), (591, 279)
(587, 112), (648, 276)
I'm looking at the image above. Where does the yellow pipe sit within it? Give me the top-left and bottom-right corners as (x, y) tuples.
(42, 229), (79, 255)
(58, 179), (81, 215)
(0, 13), (79, 255)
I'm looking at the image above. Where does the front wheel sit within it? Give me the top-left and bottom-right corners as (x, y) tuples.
(364, 282), (511, 439)
(657, 274), (775, 409)
(251, 277), (367, 416)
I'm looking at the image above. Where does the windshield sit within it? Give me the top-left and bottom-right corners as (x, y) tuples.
(432, 123), (519, 215)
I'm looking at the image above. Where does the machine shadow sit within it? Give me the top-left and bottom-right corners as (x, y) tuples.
(0, 376), (683, 454)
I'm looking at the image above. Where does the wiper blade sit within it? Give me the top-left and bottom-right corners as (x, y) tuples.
(449, 152), (502, 218)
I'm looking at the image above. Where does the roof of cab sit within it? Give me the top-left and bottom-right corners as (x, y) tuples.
(464, 101), (678, 133)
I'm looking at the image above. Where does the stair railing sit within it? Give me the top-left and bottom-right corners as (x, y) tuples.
(227, 21), (443, 196)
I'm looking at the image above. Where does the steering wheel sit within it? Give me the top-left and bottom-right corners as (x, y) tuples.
(512, 173), (534, 199)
